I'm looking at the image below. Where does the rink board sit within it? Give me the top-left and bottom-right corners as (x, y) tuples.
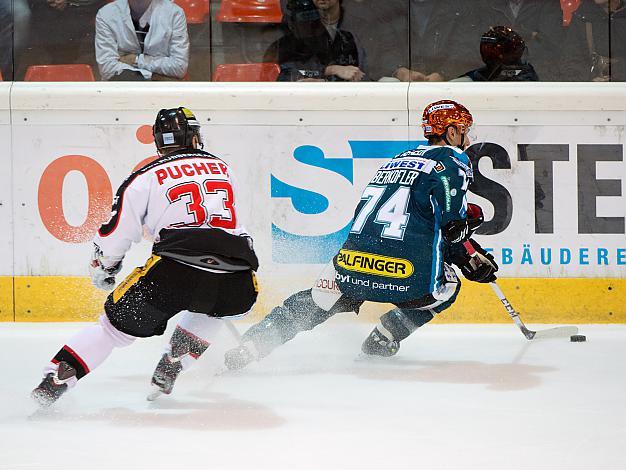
(0, 83), (625, 322)
(3, 276), (624, 323)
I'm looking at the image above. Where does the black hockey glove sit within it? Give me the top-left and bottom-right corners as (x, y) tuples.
(441, 203), (485, 244)
(448, 238), (498, 283)
(442, 219), (469, 244)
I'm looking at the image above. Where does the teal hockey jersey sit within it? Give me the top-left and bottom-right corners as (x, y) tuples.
(334, 145), (472, 304)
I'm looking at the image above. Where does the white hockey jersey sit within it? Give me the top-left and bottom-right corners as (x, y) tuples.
(93, 149), (253, 269)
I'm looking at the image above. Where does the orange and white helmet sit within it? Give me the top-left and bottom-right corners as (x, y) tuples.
(421, 100), (473, 138)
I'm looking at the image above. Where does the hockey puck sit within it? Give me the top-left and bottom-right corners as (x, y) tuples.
(570, 334), (586, 342)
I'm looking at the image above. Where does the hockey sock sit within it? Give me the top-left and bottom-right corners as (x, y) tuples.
(379, 308), (435, 342)
(165, 312), (223, 370)
(44, 314), (136, 386)
(241, 289), (339, 357)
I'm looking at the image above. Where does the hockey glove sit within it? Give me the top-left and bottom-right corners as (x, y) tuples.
(442, 203), (485, 244)
(442, 219), (469, 244)
(449, 239), (498, 283)
(89, 259), (122, 291)
(89, 245), (123, 291)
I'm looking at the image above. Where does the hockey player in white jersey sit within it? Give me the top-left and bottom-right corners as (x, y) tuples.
(31, 107), (258, 406)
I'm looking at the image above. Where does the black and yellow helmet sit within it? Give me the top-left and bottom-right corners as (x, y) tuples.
(153, 107), (203, 152)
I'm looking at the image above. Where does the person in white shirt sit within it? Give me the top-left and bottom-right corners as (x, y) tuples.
(32, 108), (258, 406)
(95, 0), (189, 80)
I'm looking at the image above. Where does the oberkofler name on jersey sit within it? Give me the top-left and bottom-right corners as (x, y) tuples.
(371, 157), (435, 186)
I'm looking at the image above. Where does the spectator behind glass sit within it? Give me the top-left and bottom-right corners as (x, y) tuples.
(340, 0), (408, 82)
(0, 0), (11, 79)
(95, 0), (189, 81)
(470, 0), (564, 81)
(265, 0), (368, 81)
(453, 26), (539, 81)
(392, 0), (480, 82)
(561, 0), (626, 81)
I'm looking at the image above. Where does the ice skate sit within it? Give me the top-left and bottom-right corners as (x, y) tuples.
(148, 354), (183, 400)
(31, 362), (76, 407)
(361, 327), (399, 358)
(224, 343), (259, 371)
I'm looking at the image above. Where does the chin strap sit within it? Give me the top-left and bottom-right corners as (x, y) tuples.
(458, 133), (466, 150)
(443, 129), (466, 150)
(442, 134), (465, 150)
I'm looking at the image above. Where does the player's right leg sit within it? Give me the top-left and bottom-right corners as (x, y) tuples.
(32, 314), (136, 407)
(362, 264), (462, 357)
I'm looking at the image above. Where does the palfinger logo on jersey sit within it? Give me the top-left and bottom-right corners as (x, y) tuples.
(336, 249), (414, 278)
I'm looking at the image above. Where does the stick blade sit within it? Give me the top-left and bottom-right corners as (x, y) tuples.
(531, 326), (579, 340)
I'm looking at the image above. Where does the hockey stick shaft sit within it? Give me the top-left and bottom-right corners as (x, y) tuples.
(462, 240), (534, 339)
(489, 281), (536, 339)
(223, 319), (243, 345)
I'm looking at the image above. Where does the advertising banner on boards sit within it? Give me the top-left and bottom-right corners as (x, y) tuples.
(3, 83), (625, 321)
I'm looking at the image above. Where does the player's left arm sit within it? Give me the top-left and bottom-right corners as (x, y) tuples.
(433, 152), (499, 282)
(431, 151), (472, 243)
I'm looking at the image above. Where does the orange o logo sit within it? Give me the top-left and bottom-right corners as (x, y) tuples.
(136, 125), (155, 145)
(38, 155), (113, 243)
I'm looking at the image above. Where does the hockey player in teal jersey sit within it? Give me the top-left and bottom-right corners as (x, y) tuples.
(223, 100), (498, 370)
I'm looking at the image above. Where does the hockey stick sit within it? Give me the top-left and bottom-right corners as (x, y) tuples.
(488, 281), (578, 340)
(463, 241), (578, 340)
(223, 319), (243, 345)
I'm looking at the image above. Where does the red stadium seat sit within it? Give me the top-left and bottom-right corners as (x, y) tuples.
(213, 63), (281, 81)
(24, 64), (96, 82)
(561, 0), (582, 26)
(217, 0), (282, 23)
(174, 0), (209, 24)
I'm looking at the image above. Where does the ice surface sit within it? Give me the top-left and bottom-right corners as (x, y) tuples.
(1, 319), (625, 470)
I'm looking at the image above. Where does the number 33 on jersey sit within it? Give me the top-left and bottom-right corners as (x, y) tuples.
(94, 149), (248, 262)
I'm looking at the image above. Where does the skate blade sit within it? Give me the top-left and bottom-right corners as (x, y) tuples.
(146, 386), (164, 402)
(354, 352), (392, 363)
